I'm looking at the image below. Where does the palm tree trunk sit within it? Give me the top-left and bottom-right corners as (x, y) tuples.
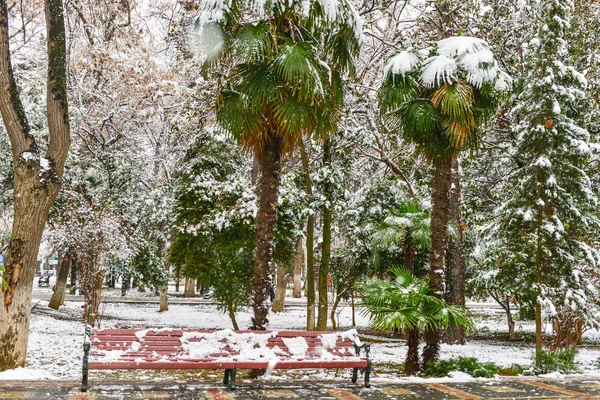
(423, 157), (452, 365)
(300, 140), (316, 331)
(404, 327), (420, 374)
(251, 134), (283, 330)
(317, 138), (332, 331)
(49, 253), (72, 310)
(445, 158), (466, 344)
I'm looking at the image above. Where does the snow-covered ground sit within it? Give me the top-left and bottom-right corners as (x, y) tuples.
(3, 280), (600, 382)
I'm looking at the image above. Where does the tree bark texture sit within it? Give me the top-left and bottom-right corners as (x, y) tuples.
(317, 138), (332, 331)
(300, 141), (315, 331)
(250, 134), (282, 330)
(293, 237), (302, 298)
(0, 0), (70, 371)
(271, 264), (287, 312)
(444, 158), (466, 344)
(405, 327), (420, 374)
(48, 253), (71, 310)
(183, 277), (195, 297)
(423, 157), (452, 365)
(79, 257), (105, 327)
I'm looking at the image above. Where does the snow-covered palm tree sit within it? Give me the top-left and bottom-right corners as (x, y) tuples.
(197, 0), (362, 329)
(378, 36), (510, 362)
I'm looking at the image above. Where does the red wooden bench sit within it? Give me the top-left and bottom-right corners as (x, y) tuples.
(81, 327), (372, 391)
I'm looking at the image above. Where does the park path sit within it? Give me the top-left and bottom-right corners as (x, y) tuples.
(2, 378), (600, 399)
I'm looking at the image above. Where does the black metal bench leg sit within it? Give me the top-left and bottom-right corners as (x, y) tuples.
(227, 368), (237, 390)
(223, 369), (230, 386)
(351, 368), (358, 383)
(364, 360), (372, 388)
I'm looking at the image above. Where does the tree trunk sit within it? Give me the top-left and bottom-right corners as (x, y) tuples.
(0, 0), (70, 371)
(317, 138), (333, 331)
(351, 290), (356, 327)
(300, 140), (315, 331)
(70, 255), (77, 288)
(250, 134), (283, 330)
(121, 271), (130, 296)
(79, 257), (105, 328)
(158, 285), (168, 312)
(423, 157), (452, 365)
(405, 327), (420, 375)
(183, 277), (195, 297)
(175, 269), (180, 292)
(293, 238), (302, 298)
(229, 307), (239, 331)
(48, 253), (71, 310)
(507, 300), (516, 340)
(271, 265), (287, 312)
(444, 158), (466, 345)
(330, 289), (347, 330)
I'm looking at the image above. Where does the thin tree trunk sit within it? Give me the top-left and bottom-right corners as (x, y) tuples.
(351, 290), (356, 327)
(423, 157), (452, 365)
(48, 253), (71, 310)
(121, 270), (130, 296)
(70, 255), (77, 288)
(300, 140), (315, 331)
(317, 138), (332, 331)
(229, 307), (239, 331)
(293, 238), (302, 298)
(0, 0), (70, 371)
(405, 327), (420, 375)
(445, 158), (466, 344)
(250, 134), (282, 330)
(507, 300), (516, 340)
(330, 288), (348, 330)
(271, 265), (287, 312)
(183, 277), (195, 297)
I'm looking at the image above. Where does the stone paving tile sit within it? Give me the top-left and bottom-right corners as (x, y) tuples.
(1, 380), (600, 399)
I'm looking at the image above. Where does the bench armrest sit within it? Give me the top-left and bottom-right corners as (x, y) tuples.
(353, 342), (370, 359)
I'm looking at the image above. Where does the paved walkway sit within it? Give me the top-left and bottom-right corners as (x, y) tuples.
(2, 378), (600, 399)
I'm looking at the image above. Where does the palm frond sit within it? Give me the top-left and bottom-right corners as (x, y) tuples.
(230, 23), (274, 63)
(399, 99), (439, 138)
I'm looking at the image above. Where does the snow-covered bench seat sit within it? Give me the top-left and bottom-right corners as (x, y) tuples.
(81, 328), (372, 391)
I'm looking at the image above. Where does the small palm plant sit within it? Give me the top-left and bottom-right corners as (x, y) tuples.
(357, 266), (472, 374)
(372, 200), (457, 273)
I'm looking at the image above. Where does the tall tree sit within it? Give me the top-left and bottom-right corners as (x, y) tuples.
(0, 0), (70, 370)
(496, 0), (600, 366)
(379, 37), (509, 363)
(199, 0), (361, 329)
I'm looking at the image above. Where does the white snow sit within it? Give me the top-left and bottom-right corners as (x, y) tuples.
(420, 55), (457, 88)
(384, 49), (420, 77)
(282, 337), (308, 358)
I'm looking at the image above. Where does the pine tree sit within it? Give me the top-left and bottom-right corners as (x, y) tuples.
(495, 0), (600, 365)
